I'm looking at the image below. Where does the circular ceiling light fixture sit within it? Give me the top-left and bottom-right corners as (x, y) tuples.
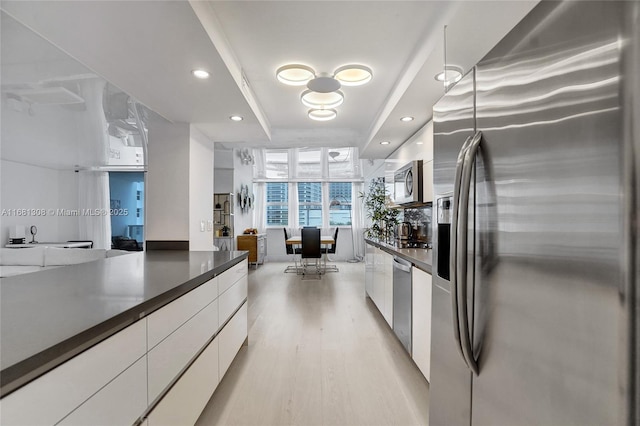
(307, 73), (341, 93)
(229, 115), (243, 121)
(435, 66), (463, 84)
(276, 64), (315, 86)
(400, 116), (414, 122)
(334, 65), (373, 86)
(380, 141), (390, 145)
(192, 69), (210, 79)
(301, 90), (344, 109)
(308, 108), (337, 121)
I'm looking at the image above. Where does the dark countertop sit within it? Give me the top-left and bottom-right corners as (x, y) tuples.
(365, 238), (432, 274)
(0, 250), (248, 397)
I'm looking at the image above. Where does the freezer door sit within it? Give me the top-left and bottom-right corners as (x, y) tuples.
(472, 2), (632, 425)
(429, 70), (475, 425)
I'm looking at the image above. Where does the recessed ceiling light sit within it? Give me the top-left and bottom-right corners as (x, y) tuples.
(416, 141), (424, 145)
(400, 116), (414, 122)
(380, 141), (390, 145)
(334, 65), (373, 86)
(301, 90), (344, 109)
(192, 69), (210, 79)
(229, 115), (243, 121)
(308, 108), (337, 121)
(276, 64), (315, 86)
(435, 66), (463, 84)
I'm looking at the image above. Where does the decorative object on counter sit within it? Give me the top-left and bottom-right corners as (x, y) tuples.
(243, 228), (258, 235)
(29, 225), (38, 243)
(360, 177), (400, 243)
(221, 225), (231, 237)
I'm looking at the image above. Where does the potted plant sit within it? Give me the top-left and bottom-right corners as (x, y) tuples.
(221, 225), (231, 237)
(360, 177), (400, 242)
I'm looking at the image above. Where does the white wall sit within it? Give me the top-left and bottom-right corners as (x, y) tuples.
(146, 119), (190, 242)
(214, 169), (233, 193)
(232, 149), (254, 236)
(188, 126), (214, 251)
(0, 160), (79, 243)
(0, 86), (83, 244)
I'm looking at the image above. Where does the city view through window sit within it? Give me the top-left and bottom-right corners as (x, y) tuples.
(266, 182), (352, 227)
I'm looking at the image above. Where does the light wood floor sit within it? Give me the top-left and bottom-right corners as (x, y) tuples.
(196, 261), (430, 426)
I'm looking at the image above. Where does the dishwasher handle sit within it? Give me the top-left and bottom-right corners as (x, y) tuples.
(393, 257), (412, 273)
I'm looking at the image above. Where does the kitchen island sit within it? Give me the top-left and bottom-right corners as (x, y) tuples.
(0, 250), (249, 425)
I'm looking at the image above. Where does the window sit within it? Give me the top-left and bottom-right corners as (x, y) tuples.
(296, 148), (322, 179)
(264, 150), (288, 179)
(329, 182), (352, 226)
(266, 182), (288, 226)
(298, 182), (322, 227)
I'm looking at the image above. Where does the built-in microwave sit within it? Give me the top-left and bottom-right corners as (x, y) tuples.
(394, 160), (423, 205)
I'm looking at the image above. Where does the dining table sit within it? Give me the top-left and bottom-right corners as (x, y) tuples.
(285, 235), (336, 273)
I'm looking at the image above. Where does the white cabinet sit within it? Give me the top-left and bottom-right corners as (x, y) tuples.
(219, 274), (248, 327)
(58, 357), (147, 426)
(147, 276), (219, 349)
(412, 267), (432, 381)
(219, 303), (248, 379)
(218, 259), (248, 294)
(147, 337), (219, 426)
(0, 320), (146, 426)
(383, 251), (394, 327)
(365, 243), (375, 298)
(148, 298), (219, 402)
(422, 160), (433, 203)
(367, 245), (394, 328)
(372, 247), (385, 313)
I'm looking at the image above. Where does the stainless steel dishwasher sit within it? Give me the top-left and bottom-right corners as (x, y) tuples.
(392, 256), (412, 354)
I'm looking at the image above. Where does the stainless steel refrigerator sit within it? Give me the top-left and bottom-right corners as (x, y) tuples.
(430, 2), (639, 425)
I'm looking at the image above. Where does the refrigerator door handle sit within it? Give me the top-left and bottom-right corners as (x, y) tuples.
(457, 130), (483, 375)
(450, 134), (473, 363)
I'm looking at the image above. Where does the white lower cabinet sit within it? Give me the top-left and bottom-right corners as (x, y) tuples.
(218, 274), (248, 327)
(412, 267), (432, 381)
(383, 251), (393, 327)
(365, 243), (375, 298)
(0, 320), (146, 426)
(147, 337), (219, 426)
(148, 298), (219, 402)
(372, 248), (385, 313)
(58, 356), (147, 426)
(219, 303), (248, 379)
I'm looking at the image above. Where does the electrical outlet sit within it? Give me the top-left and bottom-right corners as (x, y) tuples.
(207, 220), (213, 231)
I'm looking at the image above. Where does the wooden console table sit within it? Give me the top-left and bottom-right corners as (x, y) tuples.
(236, 234), (266, 268)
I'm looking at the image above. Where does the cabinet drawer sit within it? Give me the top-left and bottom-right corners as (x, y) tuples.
(0, 320), (146, 426)
(219, 303), (247, 380)
(219, 274), (247, 327)
(147, 276), (218, 349)
(148, 299), (219, 403)
(146, 337), (219, 426)
(58, 356), (147, 426)
(218, 259), (247, 294)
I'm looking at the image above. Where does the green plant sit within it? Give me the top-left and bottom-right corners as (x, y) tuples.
(360, 177), (400, 241)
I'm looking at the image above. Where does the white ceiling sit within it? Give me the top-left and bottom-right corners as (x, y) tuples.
(1, 0), (539, 159)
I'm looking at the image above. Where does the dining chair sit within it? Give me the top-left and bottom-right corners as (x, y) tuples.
(301, 227), (322, 277)
(283, 228), (302, 274)
(324, 227), (339, 272)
